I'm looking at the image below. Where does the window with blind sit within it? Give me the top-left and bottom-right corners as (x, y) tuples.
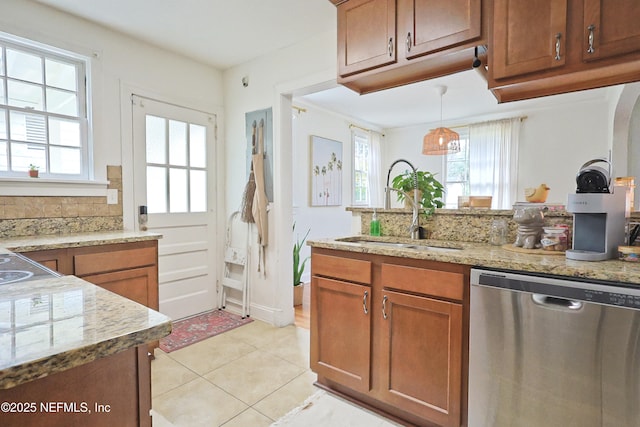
(0, 32), (90, 179)
(444, 128), (470, 208)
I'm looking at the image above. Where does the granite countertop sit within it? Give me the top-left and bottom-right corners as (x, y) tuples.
(0, 275), (171, 390)
(1, 230), (162, 252)
(309, 235), (640, 285)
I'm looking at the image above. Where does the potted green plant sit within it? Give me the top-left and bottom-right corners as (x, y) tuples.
(28, 164), (39, 178)
(391, 170), (445, 216)
(293, 222), (310, 306)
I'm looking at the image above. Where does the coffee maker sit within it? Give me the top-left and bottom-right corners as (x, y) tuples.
(566, 159), (628, 261)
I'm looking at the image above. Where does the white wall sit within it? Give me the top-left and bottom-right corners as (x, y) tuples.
(383, 95), (615, 207)
(223, 28), (337, 326)
(291, 104), (361, 283)
(2, 0), (224, 229)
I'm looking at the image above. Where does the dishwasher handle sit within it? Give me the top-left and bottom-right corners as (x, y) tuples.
(532, 294), (583, 310)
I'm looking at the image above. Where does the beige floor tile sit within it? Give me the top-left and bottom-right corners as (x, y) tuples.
(151, 351), (199, 397)
(253, 370), (319, 421)
(151, 409), (175, 427)
(167, 332), (256, 375)
(262, 327), (310, 369)
(221, 408), (273, 427)
(153, 377), (248, 427)
(204, 350), (306, 406)
(224, 320), (299, 349)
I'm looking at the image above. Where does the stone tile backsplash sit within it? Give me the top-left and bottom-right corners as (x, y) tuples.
(0, 166), (124, 238)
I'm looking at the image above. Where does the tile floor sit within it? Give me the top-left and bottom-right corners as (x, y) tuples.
(151, 319), (318, 427)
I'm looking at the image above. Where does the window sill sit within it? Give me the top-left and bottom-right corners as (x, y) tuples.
(0, 178), (110, 197)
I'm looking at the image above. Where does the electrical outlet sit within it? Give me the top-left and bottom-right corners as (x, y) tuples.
(106, 189), (118, 205)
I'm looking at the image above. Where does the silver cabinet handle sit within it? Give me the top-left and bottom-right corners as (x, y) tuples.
(406, 32), (412, 52)
(554, 33), (562, 60)
(587, 24), (595, 54)
(363, 290), (369, 314)
(388, 37), (394, 57)
(382, 295), (388, 319)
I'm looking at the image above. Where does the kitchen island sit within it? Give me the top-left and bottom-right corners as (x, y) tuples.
(0, 251), (171, 427)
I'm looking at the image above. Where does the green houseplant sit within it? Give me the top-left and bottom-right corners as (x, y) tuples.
(391, 170), (445, 216)
(293, 222), (310, 305)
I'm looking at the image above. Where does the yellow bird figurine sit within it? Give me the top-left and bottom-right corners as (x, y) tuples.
(525, 184), (550, 203)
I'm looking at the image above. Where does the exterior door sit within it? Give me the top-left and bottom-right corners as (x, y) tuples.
(132, 95), (217, 320)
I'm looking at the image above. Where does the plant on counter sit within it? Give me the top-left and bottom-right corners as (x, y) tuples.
(28, 164), (39, 178)
(293, 222), (310, 287)
(391, 170), (445, 216)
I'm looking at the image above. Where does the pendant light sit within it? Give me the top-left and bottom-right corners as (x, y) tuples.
(422, 85), (460, 155)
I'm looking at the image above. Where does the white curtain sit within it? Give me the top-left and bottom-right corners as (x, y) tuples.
(368, 131), (383, 207)
(469, 118), (521, 209)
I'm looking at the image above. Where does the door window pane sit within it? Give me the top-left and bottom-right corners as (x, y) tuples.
(190, 124), (206, 168)
(147, 166), (167, 214)
(46, 88), (77, 116)
(146, 115), (166, 164)
(190, 170), (206, 212)
(45, 59), (76, 91)
(169, 168), (188, 213)
(169, 120), (187, 166)
(50, 146), (80, 174)
(8, 80), (43, 110)
(0, 78), (5, 104)
(7, 49), (42, 84)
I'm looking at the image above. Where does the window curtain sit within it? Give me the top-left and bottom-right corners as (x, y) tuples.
(469, 118), (521, 209)
(368, 131), (383, 207)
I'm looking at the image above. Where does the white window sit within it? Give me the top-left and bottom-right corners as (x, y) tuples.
(0, 33), (90, 179)
(444, 128), (470, 208)
(144, 114), (208, 214)
(352, 130), (371, 206)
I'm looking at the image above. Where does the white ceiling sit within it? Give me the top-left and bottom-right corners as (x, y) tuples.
(32, 0), (613, 129)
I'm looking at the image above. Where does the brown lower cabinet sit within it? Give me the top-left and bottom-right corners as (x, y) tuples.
(21, 240), (160, 353)
(311, 247), (469, 427)
(0, 346), (151, 427)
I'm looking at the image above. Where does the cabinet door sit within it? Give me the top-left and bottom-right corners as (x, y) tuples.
(81, 266), (158, 310)
(310, 276), (372, 393)
(379, 290), (462, 427)
(21, 249), (72, 275)
(338, 0), (397, 77)
(582, 0), (640, 62)
(401, 0), (481, 60)
(491, 0), (568, 79)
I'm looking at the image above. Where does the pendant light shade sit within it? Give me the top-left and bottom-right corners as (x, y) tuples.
(422, 85), (460, 155)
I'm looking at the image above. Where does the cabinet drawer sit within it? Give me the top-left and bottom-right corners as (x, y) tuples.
(381, 263), (464, 301)
(74, 247), (156, 276)
(312, 253), (372, 284)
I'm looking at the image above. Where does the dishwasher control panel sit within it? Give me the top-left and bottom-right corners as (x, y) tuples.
(472, 269), (640, 310)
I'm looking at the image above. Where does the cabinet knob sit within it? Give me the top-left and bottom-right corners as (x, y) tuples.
(388, 37), (394, 57)
(587, 25), (595, 54)
(363, 290), (369, 314)
(554, 33), (562, 61)
(406, 32), (412, 52)
(382, 295), (388, 319)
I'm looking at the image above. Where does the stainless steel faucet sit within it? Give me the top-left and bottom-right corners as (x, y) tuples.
(384, 159), (420, 239)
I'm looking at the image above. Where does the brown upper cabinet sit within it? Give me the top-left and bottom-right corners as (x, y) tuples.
(489, 0), (640, 102)
(332, 0), (487, 94)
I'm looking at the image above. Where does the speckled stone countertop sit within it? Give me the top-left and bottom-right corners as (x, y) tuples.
(0, 230), (162, 252)
(309, 235), (640, 285)
(0, 275), (171, 390)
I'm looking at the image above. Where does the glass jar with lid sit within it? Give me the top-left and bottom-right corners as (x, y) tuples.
(541, 227), (568, 251)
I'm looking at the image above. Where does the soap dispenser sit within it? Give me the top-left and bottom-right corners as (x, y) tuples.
(370, 209), (381, 236)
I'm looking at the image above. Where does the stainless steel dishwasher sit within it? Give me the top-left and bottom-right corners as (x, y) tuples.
(469, 268), (640, 427)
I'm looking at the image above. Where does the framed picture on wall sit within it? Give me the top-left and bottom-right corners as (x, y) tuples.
(311, 135), (343, 206)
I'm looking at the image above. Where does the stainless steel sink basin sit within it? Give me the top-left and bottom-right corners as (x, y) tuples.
(337, 238), (463, 251)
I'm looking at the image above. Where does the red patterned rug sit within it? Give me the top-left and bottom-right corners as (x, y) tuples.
(159, 309), (253, 353)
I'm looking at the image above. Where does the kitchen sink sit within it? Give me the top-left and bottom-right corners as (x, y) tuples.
(336, 237), (463, 251)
